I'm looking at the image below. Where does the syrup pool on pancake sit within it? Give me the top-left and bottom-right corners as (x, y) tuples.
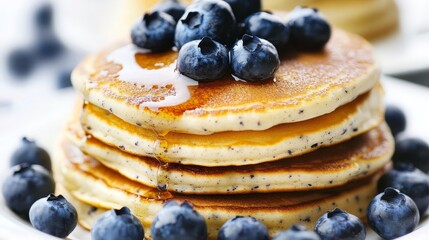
(106, 44), (198, 111)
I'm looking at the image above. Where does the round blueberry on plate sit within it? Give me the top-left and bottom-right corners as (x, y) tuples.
(152, 0), (186, 22)
(314, 208), (365, 240)
(273, 224), (320, 240)
(218, 216), (269, 240)
(378, 162), (429, 215)
(131, 11), (176, 51)
(230, 34), (280, 82)
(92, 207), (144, 240)
(2, 164), (55, 219)
(243, 12), (289, 50)
(29, 194), (77, 238)
(222, 0), (261, 22)
(385, 105), (406, 137)
(175, 0), (236, 49)
(367, 187), (420, 240)
(177, 37), (229, 81)
(287, 7), (331, 51)
(393, 138), (429, 173)
(151, 201), (207, 240)
(10, 137), (52, 171)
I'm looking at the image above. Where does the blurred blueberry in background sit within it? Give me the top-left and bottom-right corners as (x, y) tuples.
(4, 1), (75, 85)
(57, 69), (73, 89)
(34, 34), (64, 60)
(7, 49), (36, 78)
(34, 3), (53, 30)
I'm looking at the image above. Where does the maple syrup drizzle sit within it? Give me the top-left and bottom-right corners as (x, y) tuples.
(149, 128), (173, 200)
(106, 44), (200, 200)
(106, 44), (198, 111)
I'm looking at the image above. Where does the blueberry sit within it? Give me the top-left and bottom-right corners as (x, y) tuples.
(131, 11), (176, 51)
(367, 187), (420, 239)
(177, 37), (229, 81)
(34, 4), (53, 29)
(273, 225), (321, 240)
(34, 34), (64, 60)
(287, 7), (331, 51)
(385, 105), (406, 137)
(10, 137), (52, 172)
(92, 207), (144, 240)
(152, 0), (186, 22)
(393, 138), (429, 173)
(175, 0), (236, 49)
(29, 194), (77, 238)
(1, 164), (55, 219)
(218, 216), (269, 240)
(230, 34), (280, 82)
(57, 69), (73, 89)
(151, 201), (207, 240)
(7, 49), (36, 78)
(243, 12), (289, 50)
(314, 208), (365, 240)
(222, 0), (261, 22)
(378, 162), (429, 215)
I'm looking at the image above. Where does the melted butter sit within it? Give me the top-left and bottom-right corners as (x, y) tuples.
(106, 44), (198, 111)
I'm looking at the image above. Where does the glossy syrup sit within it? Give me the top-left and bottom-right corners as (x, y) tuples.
(106, 43), (198, 111)
(150, 131), (173, 200)
(106, 44), (201, 199)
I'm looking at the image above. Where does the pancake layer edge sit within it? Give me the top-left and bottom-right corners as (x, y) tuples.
(72, 29), (379, 134)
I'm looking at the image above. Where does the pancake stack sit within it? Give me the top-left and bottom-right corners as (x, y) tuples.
(55, 28), (394, 239)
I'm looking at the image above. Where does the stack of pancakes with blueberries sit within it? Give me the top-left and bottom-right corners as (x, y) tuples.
(54, 0), (394, 239)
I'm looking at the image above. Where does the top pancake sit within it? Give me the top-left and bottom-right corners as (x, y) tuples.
(72, 29), (379, 134)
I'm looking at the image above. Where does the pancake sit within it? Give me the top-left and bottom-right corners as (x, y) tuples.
(81, 84), (384, 166)
(266, 0), (398, 40)
(72, 29), (379, 135)
(65, 122), (393, 194)
(55, 141), (386, 240)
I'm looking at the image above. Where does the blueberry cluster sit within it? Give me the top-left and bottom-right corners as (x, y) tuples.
(2, 137), (146, 239)
(131, 0), (331, 82)
(150, 201), (323, 240)
(7, 4), (74, 88)
(2, 137), (77, 238)
(8, 4), (62, 77)
(364, 105), (429, 239)
(384, 105), (429, 173)
(2, 138), (54, 219)
(378, 162), (429, 215)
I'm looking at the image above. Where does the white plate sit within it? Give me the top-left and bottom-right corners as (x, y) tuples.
(0, 77), (428, 239)
(373, 0), (429, 75)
